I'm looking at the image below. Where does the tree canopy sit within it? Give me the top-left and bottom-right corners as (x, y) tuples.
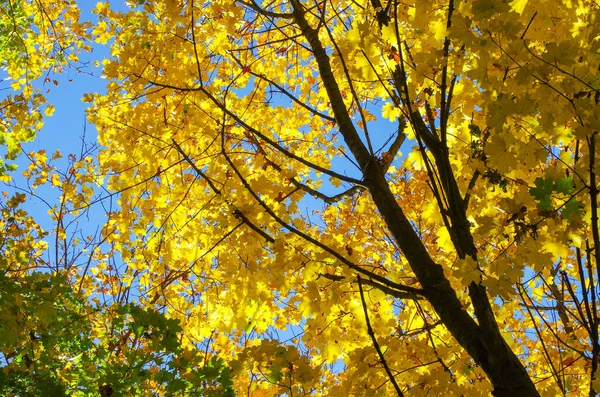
(2, 0), (600, 395)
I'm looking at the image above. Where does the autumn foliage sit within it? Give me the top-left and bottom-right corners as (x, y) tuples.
(2, 0), (600, 396)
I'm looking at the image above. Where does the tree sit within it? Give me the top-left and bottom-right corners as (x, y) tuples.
(5, 0), (600, 395)
(0, 2), (234, 396)
(84, 0), (600, 395)
(0, 168), (234, 396)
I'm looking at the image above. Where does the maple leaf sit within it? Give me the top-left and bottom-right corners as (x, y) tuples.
(561, 198), (583, 221)
(530, 177), (554, 210)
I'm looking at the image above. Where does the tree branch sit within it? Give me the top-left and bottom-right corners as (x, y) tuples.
(318, 272), (424, 300)
(382, 119), (407, 172)
(358, 275), (405, 396)
(134, 76), (366, 187)
(221, 137), (423, 296)
(290, 0), (373, 170)
(247, 69), (336, 122)
(172, 138), (274, 243)
(236, 0), (293, 19)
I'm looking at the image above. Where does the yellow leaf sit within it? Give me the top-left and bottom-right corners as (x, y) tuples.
(44, 105), (55, 117)
(509, 0), (528, 14)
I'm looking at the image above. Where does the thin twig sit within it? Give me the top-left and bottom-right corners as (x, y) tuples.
(358, 276), (405, 396)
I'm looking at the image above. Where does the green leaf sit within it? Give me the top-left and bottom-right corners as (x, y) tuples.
(530, 178), (553, 200)
(554, 177), (573, 195)
(530, 177), (554, 210)
(561, 199), (582, 221)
